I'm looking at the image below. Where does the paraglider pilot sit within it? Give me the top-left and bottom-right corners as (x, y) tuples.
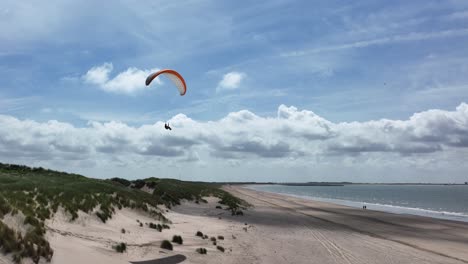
(164, 123), (172, 130)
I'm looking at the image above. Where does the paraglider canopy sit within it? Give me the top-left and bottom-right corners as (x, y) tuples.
(145, 69), (187, 96)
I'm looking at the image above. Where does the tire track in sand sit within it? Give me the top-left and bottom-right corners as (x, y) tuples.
(228, 187), (468, 264)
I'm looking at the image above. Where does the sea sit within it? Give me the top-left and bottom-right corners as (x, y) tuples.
(246, 184), (468, 222)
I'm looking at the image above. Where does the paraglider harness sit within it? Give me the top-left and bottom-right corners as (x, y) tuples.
(164, 123), (172, 130)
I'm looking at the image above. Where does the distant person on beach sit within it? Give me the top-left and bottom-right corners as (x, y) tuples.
(363, 205), (367, 210)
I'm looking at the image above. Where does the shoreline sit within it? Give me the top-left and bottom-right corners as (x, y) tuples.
(225, 185), (468, 263)
(243, 184), (468, 223)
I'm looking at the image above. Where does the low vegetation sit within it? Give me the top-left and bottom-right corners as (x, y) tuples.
(0, 163), (164, 263)
(113, 242), (127, 253)
(0, 220), (53, 263)
(196, 231), (204, 237)
(136, 178), (249, 213)
(196, 248), (207, 254)
(160, 240), (173, 250)
(172, 235), (183, 245)
(216, 245), (225, 252)
(0, 163), (247, 263)
(148, 222), (170, 232)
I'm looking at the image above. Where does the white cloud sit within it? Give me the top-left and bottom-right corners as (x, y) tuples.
(0, 95), (39, 113)
(1, 103), (468, 181)
(217, 72), (246, 91)
(445, 11), (468, 20)
(282, 28), (468, 57)
(83, 63), (113, 85)
(83, 63), (160, 95)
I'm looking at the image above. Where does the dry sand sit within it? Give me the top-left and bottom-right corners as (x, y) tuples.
(3, 186), (468, 264)
(45, 196), (248, 264)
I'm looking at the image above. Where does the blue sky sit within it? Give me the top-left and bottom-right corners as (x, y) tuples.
(1, 0), (468, 182)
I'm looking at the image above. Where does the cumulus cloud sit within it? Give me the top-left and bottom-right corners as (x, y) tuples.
(326, 103), (468, 156)
(217, 72), (246, 91)
(1, 103), (468, 178)
(83, 63), (159, 95)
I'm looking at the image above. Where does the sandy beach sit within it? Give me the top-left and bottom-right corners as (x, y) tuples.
(225, 186), (468, 264)
(5, 185), (466, 264)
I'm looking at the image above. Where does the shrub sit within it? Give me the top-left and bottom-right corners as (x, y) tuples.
(109, 178), (131, 187)
(196, 231), (203, 237)
(96, 212), (107, 223)
(210, 237), (216, 242)
(160, 240), (173, 250)
(203, 235), (208, 239)
(215, 205), (222, 209)
(149, 222), (162, 232)
(216, 246), (225, 252)
(232, 209), (244, 216)
(196, 248), (207, 254)
(139, 222), (143, 227)
(132, 180), (146, 189)
(217, 235), (224, 240)
(121, 228), (126, 234)
(146, 181), (157, 188)
(172, 235), (183, 245)
(113, 242), (127, 253)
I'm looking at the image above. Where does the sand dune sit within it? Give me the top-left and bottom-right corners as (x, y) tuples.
(45, 197), (247, 264)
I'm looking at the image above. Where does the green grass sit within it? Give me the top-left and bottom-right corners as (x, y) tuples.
(140, 178), (249, 213)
